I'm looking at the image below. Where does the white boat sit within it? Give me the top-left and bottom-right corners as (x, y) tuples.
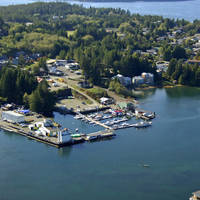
(74, 115), (82, 119)
(133, 121), (152, 128)
(86, 135), (98, 141)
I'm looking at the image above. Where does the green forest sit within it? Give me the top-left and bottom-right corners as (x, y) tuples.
(0, 2), (200, 113)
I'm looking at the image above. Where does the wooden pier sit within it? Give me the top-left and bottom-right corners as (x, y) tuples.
(76, 113), (112, 129)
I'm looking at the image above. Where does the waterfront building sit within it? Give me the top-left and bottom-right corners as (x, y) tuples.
(112, 74), (132, 86)
(29, 119), (72, 144)
(132, 72), (154, 86)
(1, 111), (25, 123)
(141, 72), (154, 84)
(132, 76), (145, 86)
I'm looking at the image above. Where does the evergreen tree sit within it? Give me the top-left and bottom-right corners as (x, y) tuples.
(29, 80), (55, 116)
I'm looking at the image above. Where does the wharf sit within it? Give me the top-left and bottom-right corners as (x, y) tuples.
(0, 120), (114, 148)
(87, 117), (111, 129)
(0, 122), (73, 148)
(83, 129), (116, 141)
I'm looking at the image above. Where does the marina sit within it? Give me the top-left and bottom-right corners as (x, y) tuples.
(0, 104), (155, 148)
(1, 87), (200, 200)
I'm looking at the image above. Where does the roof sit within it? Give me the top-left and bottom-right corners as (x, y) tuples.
(2, 111), (24, 117)
(100, 97), (110, 102)
(19, 110), (30, 114)
(188, 60), (200, 63)
(133, 76), (144, 80)
(46, 59), (56, 64)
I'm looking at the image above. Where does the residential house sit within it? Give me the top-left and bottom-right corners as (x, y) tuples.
(112, 74), (132, 86)
(156, 61), (169, 73)
(141, 72), (154, 84)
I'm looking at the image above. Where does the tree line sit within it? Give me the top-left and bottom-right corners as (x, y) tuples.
(0, 67), (55, 116)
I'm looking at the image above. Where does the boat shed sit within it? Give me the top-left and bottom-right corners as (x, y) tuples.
(2, 111), (25, 123)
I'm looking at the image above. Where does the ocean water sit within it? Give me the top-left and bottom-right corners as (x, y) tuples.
(1, 87), (200, 200)
(0, 0), (199, 21)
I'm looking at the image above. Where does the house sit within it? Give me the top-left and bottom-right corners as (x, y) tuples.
(25, 22), (34, 26)
(190, 191), (200, 200)
(132, 72), (154, 86)
(146, 49), (157, 55)
(156, 61), (169, 72)
(0, 59), (8, 68)
(100, 97), (113, 105)
(141, 73), (154, 84)
(194, 42), (200, 48)
(112, 74), (132, 86)
(36, 77), (43, 83)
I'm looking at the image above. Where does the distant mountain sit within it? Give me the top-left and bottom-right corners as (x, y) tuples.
(75, 0), (190, 2)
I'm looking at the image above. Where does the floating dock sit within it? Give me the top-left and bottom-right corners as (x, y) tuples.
(83, 129), (116, 141)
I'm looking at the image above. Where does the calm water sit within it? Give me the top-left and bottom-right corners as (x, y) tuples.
(1, 86), (200, 200)
(0, 0), (200, 21)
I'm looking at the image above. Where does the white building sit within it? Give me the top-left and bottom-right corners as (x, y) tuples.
(2, 111), (25, 123)
(29, 119), (72, 144)
(100, 97), (113, 105)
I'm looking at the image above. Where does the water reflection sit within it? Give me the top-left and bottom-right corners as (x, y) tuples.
(165, 86), (200, 98)
(135, 88), (156, 100)
(57, 146), (72, 157)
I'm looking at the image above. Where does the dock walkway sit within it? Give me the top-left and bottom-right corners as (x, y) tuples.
(76, 112), (112, 129)
(84, 129), (115, 141)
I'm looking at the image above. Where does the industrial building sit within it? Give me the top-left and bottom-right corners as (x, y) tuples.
(1, 111), (25, 123)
